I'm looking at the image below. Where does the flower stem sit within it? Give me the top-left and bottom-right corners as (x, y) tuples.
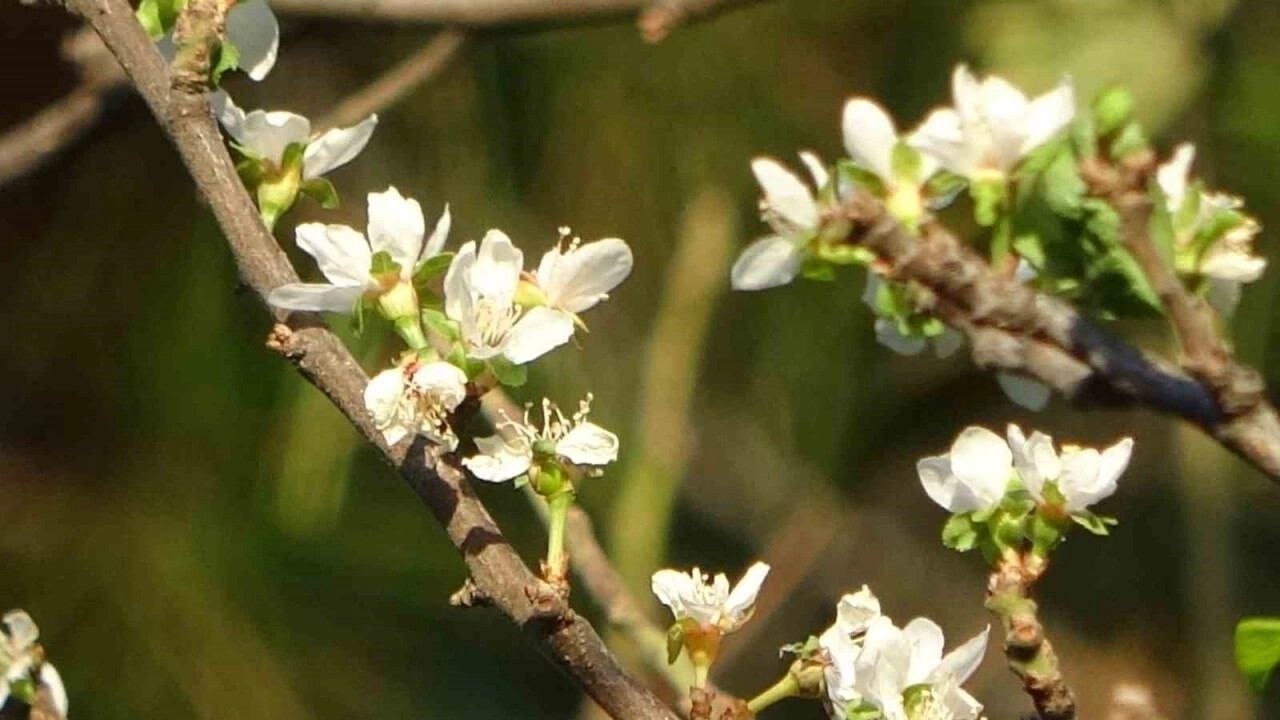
(691, 659), (710, 690)
(544, 490), (575, 584)
(394, 316), (429, 351)
(745, 672), (800, 714)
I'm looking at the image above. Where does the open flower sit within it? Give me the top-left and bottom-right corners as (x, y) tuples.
(843, 98), (938, 224)
(651, 562), (771, 634)
(1006, 425), (1132, 514)
(1, 611), (68, 719)
(852, 617), (989, 720)
(444, 231), (576, 364)
(268, 187), (450, 317)
(911, 64), (1074, 180)
(917, 427), (1014, 514)
(363, 359), (468, 449)
(149, 0), (279, 81)
(212, 93), (377, 182)
(531, 232), (634, 321)
(730, 153), (830, 291)
(819, 586), (884, 718)
(463, 396), (619, 483)
(1156, 143), (1266, 315)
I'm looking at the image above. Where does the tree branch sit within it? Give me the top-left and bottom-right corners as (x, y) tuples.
(61, 0), (676, 716)
(986, 554), (1076, 720)
(843, 192), (1280, 483)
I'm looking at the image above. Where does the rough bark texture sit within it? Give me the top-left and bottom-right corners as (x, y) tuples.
(987, 555), (1076, 720)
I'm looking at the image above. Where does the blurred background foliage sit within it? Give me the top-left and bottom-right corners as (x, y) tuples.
(2, 0), (1280, 717)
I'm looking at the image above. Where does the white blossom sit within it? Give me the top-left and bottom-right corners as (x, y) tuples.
(650, 562), (770, 633)
(211, 93), (377, 180)
(843, 98), (938, 222)
(444, 230), (576, 364)
(1, 611), (67, 718)
(731, 154), (829, 291)
(852, 617), (989, 720)
(862, 270), (963, 358)
(154, 0), (279, 81)
(996, 372), (1052, 412)
(363, 360), (468, 449)
(1006, 424), (1132, 514)
(911, 64), (1074, 179)
(268, 187), (450, 314)
(533, 232), (634, 317)
(819, 586), (884, 718)
(917, 426), (1014, 514)
(1156, 143), (1266, 315)
(463, 396), (619, 483)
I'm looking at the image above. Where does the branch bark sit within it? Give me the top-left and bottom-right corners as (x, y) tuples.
(843, 192), (1280, 483)
(61, 0), (676, 716)
(986, 554), (1076, 720)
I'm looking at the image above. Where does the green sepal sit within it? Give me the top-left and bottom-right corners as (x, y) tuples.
(779, 635), (821, 660)
(8, 676), (36, 705)
(369, 250), (403, 277)
(422, 308), (461, 342)
(300, 177), (340, 210)
(925, 170), (967, 208)
(1109, 121), (1149, 160)
(990, 508), (1029, 554)
(836, 158), (888, 198)
(1146, 180), (1178, 268)
(1028, 510), (1065, 556)
(210, 39), (240, 86)
(845, 700), (884, 720)
(814, 243), (875, 266)
(1070, 510), (1117, 536)
(801, 256), (837, 282)
(666, 623), (685, 665)
(350, 297), (369, 336)
(512, 474), (530, 489)
(941, 513), (980, 552)
(445, 344), (484, 380)
(890, 142), (923, 185)
(236, 158), (266, 191)
(1187, 208), (1249, 267)
(414, 252), (455, 289)
(1235, 616), (1280, 694)
(970, 175), (1007, 227)
(488, 356), (528, 388)
(1091, 87), (1136, 137)
(1013, 233), (1046, 271)
(281, 142), (306, 174)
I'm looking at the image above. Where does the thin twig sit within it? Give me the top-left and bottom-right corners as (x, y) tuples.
(986, 554), (1076, 720)
(60, 0), (675, 716)
(842, 192), (1280, 483)
(316, 29), (467, 132)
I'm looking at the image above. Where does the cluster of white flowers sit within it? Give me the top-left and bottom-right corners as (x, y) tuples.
(1155, 143), (1266, 314)
(819, 587), (988, 720)
(1, 610), (67, 719)
(918, 424), (1132, 517)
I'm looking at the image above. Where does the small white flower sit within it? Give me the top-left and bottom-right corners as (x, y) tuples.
(843, 98), (938, 222)
(731, 153), (829, 291)
(911, 64), (1074, 180)
(1006, 425), (1132, 514)
(861, 270), (963, 358)
(154, 0), (279, 81)
(444, 230), (576, 364)
(364, 360), (468, 449)
(1, 610), (67, 718)
(463, 395), (619, 483)
(852, 617), (989, 720)
(268, 187), (450, 314)
(533, 232), (634, 324)
(650, 562), (770, 633)
(819, 586), (884, 717)
(917, 427), (1014, 514)
(1156, 143), (1266, 315)
(211, 92), (377, 179)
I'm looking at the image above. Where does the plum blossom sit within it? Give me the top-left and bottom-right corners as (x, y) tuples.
(444, 231), (577, 364)
(861, 270), (963, 358)
(911, 64), (1075, 180)
(651, 562), (771, 634)
(917, 426), (1014, 514)
(268, 187), (450, 317)
(730, 153), (830, 291)
(1006, 424), (1133, 514)
(211, 93), (377, 183)
(851, 617), (989, 720)
(1156, 143), (1266, 315)
(819, 586), (884, 718)
(1, 610), (67, 718)
(531, 231), (634, 323)
(363, 359), (468, 449)
(843, 98), (938, 223)
(463, 396), (619, 483)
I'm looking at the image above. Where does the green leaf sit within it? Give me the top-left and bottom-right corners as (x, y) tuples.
(488, 357), (528, 388)
(413, 252), (455, 289)
(136, 0), (166, 39)
(666, 623), (685, 665)
(1013, 233), (1047, 270)
(970, 176), (1007, 227)
(1070, 510), (1112, 536)
(1037, 145), (1086, 217)
(1091, 87), (1136, 137)
(236, 158), (266, 190)
(941, 513), (979, 552)
(210, 39), (240, 86)
(1110, 121), (1148, 160)
(299, 177), (340, 209)
(422, 308), (461, 342)
(1235, 617), (1280, 694)
(369, 250), (402, 277)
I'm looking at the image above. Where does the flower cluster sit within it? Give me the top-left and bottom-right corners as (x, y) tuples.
(1, 610), (67, 719)
(919, 424), (1132, 557)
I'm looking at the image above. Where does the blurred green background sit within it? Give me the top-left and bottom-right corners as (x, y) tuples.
(3, 0), (1280, 717)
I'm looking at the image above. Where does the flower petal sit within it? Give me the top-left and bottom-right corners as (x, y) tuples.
(977, 74), (1032, 171)
(835, 585), (882, 635)
(651, 569), (693, 618)
(366, 186), (425, 271)
(902, 617), (946, 685)
(722, 562), (770, 625)
(798, 151), (830, 190)
(463, 435), (533, 483)
(909, 108), (972, 178)
(538, 238), (634, 313)
(302, 114), (378, 179)
(502, 307), (575, 365)
(3, 610), (38, 650)
(557, 422), (620, 466)
(842, 97), (899, 182)
(471, 230), (524, 302)
(1156, 144), (1196, 212)
(295, 222), (373, 286)
(267, 283), (365, 313)
(212, 94), (310, 164)
(39, 663), (69, 718)
(932, 328), (964, 358)
(444, 240), (477, 325)
(1063, 437), (1131, 512)
(751, 157), (818, 229)
(949, 426), (1013, 507)
(410, 361), (468, 411)
(874, 319), (927, 356)
(936, 625), (989, 684)
(730, 235), (804, 291)
(225, 0), (279, 81)
(422, 204), (452, 262)
(918, 454), (971, 513)
(1021, 78), (1075, 155)
(997, 371), (1052, 411)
